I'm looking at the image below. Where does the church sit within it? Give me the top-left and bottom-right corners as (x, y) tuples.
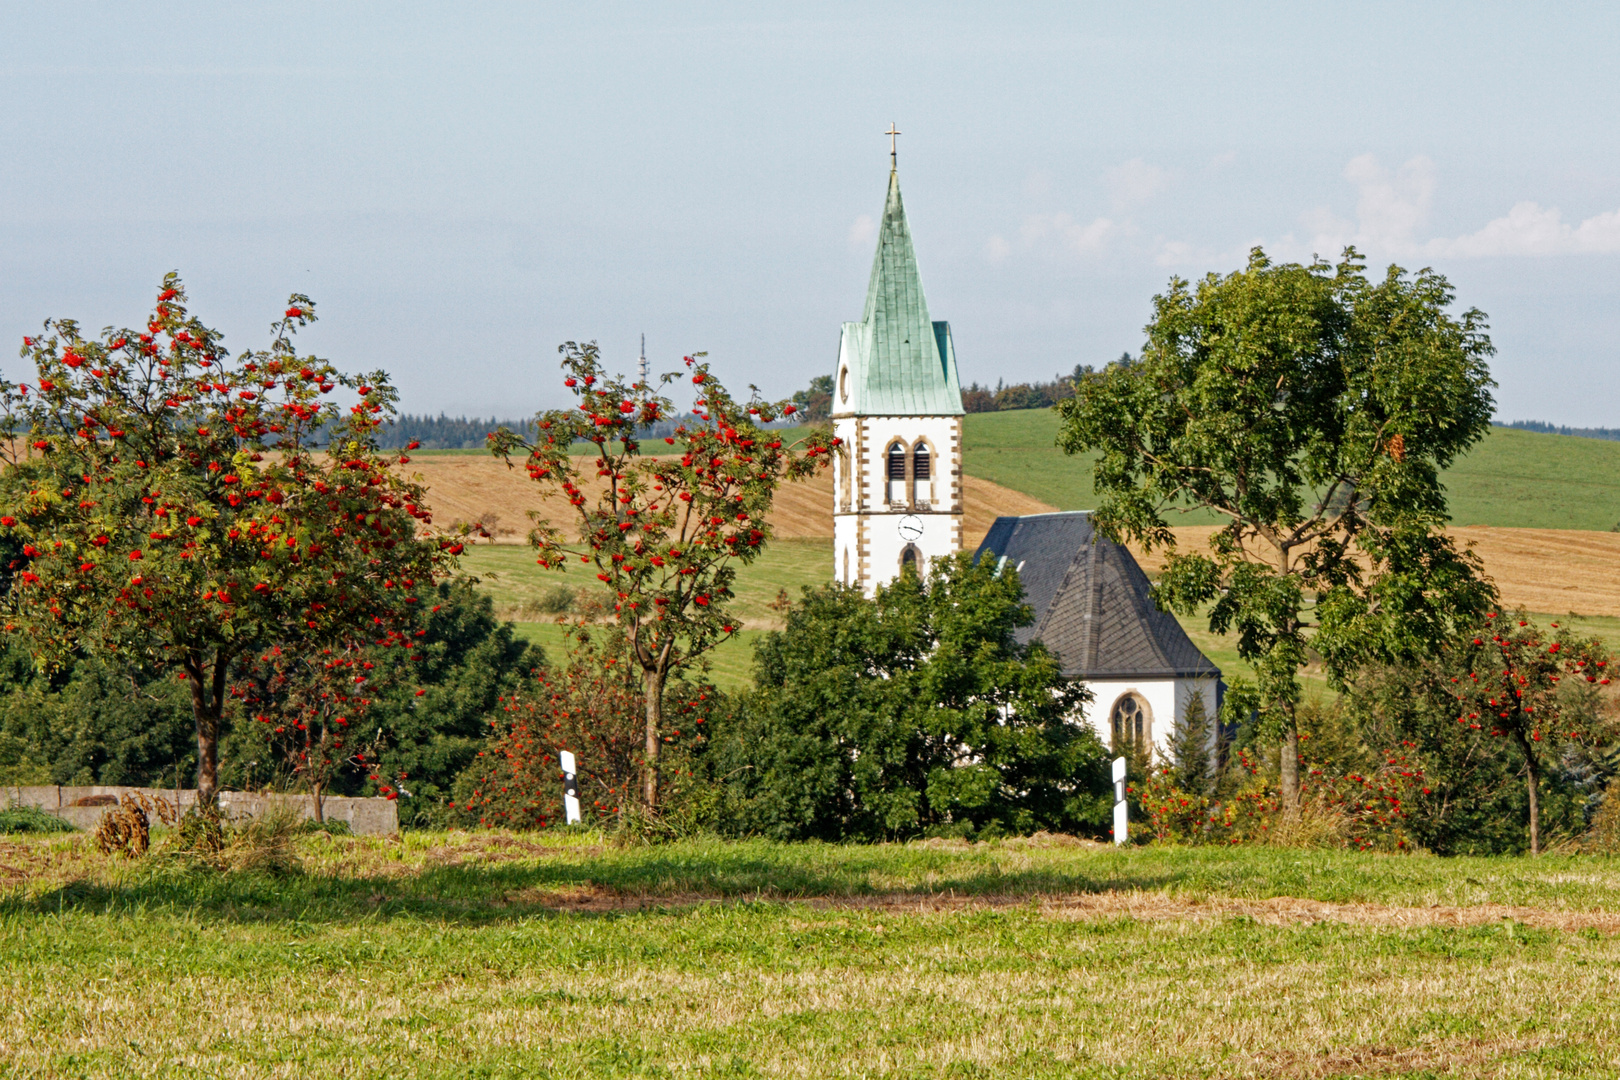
(829, 151), (1222, 763)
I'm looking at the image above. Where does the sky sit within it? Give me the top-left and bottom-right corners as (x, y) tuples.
(2, 2), (1618, 424)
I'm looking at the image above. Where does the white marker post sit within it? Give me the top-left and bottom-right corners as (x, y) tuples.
(1112, 756), (1128, 845)
(559, 750), (581, 825)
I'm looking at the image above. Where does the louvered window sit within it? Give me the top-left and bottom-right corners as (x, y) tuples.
(912, 444), (931, 505)
(887, 443), (907, 503)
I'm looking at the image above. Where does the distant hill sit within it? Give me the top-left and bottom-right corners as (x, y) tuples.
(962, 409), (1620, 532)
(1498, 420), (1620, 442)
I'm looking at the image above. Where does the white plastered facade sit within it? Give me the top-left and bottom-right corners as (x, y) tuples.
(833, 413), (963, 594)
(1079, 676), (1222, 766)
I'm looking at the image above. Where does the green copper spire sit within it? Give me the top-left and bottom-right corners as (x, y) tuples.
(834, 168), (964, 417)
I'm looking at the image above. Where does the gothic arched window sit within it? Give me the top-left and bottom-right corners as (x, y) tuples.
(900, 545), (920, 576)
(887, 442), (907, 504)
(1110, 693), (1151, 754)
(912, 442), (931, 505)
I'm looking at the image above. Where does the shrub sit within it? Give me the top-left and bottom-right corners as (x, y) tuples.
(709, 555), (1107, 841)
(0, 806), (75, 834)
(454, 625), (715, 832)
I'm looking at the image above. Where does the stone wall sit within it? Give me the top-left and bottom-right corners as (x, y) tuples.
(3, 785), (398, 836)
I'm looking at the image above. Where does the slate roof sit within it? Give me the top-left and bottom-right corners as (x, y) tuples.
(974, 512), (1221, 681)
(835, 169), (965, 417)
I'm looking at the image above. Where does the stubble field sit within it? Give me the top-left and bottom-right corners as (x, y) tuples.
(4, 831), (1620, 1078)
(422, 415), (1620, 690)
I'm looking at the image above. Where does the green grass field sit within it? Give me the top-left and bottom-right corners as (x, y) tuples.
(964, 410), (1620, 531)
(4, 832), (1620, 1077)
(460, 540), (830, 690)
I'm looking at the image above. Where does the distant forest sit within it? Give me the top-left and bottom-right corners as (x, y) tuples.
(379, 412), (712, 449)
(1497, 420), (1620, 442)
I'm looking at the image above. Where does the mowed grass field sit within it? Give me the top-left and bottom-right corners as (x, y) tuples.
(6, 831), (1620, 1077)
(963, 409), (1620, 532)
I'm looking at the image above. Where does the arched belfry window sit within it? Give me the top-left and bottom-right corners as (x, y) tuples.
(1111, 693), (1151, 754)
(887, 442), (907, 503)
(912, 442), (931, 505)
(900, 545), (921, 576)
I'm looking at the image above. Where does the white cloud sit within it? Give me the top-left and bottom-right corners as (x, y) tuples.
(1347, 153), (1436, 250)
(984, 234), (1012, 263)
(1209, 150), (1237, 170)
(1156, 151), (1620, 270)
(1105, 157), (1171, 212)
(1299, 154), (1437, 256)
(1020, 212), (1121, 254)
(1425, 202), (1620, 257)
(847, 214), (876, 250)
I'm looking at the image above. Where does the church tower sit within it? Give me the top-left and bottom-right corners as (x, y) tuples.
(832, 153), (965, 595)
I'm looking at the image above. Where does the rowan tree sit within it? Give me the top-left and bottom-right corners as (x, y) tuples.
(0, 274), (450, 807)
(233, 637), (397, 821)
(1447, 611), (1611, 854)
(489, 342), (834, 809)
(1056, 247), (1496, 809)
(455, 624), (716, 829)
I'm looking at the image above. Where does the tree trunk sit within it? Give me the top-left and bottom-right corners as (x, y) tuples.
(1517, 731), (1542, 856)
(184, 650), (229, 810)
(310, 779), (325, 824)
(1279, 726), (1301, 811)
(642, 666), (666, 810)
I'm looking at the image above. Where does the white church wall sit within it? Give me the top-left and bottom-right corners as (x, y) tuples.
(1080, 676), (1220, 763)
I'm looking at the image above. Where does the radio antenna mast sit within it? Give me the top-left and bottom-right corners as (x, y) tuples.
(638, 333), (648, 384)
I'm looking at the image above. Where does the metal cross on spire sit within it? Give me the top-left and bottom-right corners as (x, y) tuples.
(886, 123), (901, 168)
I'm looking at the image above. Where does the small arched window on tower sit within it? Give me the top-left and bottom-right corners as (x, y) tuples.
(839, 444), (852, 510)
(900, 545), (920, 576)
(912, 442), (931, 507)
(887, 442), (907, 504)
(1110, 693), (1151, 755)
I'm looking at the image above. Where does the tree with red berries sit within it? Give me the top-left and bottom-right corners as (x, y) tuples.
(1448, 612), (1610, 854)
(489, 343), (834, 810)
(455, 623), (716, 829)
(0, 274), (450, 809)
(233, 636), (403, 821)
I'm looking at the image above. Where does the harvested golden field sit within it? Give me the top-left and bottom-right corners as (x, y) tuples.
(408, 453), (1620, 617)
(1125, 525), (1620, 618)
(405, 452), (1056, 543)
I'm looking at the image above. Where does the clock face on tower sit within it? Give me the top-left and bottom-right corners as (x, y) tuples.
(897, 515), (924, 542)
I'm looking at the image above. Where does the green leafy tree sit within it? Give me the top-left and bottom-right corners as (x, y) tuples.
(1056, 247), (1496, 808)
(1169, 688), (1212, 795)
(712, 554), (1105, 840)
(489, 343), (834, 810)
(0, 641), (194, 788)
(0, 276), (449, 807)
(791, 375), (834, 422)
(221, 579), (545, 823)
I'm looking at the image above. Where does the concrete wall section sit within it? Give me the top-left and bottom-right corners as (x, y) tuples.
(3, 787), (398, 835)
